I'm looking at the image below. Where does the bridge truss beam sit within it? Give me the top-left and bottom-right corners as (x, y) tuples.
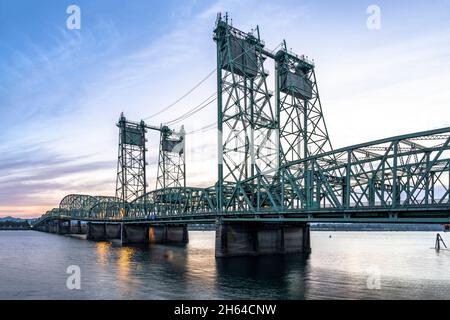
(33, 127), (450, 228)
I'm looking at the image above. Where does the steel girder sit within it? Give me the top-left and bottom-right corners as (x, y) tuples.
(59, 194), (99, 218)
(89, 197), (124, 220)
(33, 208), (63, 226)
(220, 127), (450, 217)
(127, 187), (216, 220)
(58, 194), (120, 218)
(34, 195), (123, 225)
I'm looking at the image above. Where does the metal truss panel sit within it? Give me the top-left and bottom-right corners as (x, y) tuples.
(276, 44), (333, 166)
(116, 113), (147, 204)
(156, 126), (186, 190)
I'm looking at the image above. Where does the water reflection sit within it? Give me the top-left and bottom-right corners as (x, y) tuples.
(117, 246), (136, 281)
(2, 231), (450, 299)
(95, 242), (112, 266)
(215, 254), (310, 299)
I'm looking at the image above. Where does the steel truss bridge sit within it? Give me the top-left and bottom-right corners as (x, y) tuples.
(34, 14), (450, 229)
(36, 127), (450, 226)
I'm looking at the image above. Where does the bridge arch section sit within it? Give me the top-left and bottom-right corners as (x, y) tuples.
(59, 194), (100, 219)
(128, 187), (216, 220)
(89, 196), (124, 220)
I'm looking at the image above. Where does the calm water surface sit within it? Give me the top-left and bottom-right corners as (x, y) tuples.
(1, 230), (449, 300)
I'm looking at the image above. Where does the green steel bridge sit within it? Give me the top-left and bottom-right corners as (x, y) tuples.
(34, 14), (450, 244)
(35, 126), (450, 226)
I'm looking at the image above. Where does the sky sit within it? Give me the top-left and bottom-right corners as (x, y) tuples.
(1, 0), (450, 218)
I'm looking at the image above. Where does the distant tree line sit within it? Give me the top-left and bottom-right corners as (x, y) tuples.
(0, 220), (31, 230)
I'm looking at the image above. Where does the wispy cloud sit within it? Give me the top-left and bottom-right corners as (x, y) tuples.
(0, 144), (116, 215)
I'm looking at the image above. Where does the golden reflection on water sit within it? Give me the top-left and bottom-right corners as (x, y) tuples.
(95, 242), (112, 266)
(149, 227), (155, 243)
(117, 246), (136, 282)
(115, 246), (140, 296)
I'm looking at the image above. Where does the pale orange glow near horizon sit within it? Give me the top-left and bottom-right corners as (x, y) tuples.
(0, 206), (52, 219)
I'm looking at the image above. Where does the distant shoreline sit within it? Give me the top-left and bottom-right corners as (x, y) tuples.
(0, 222), (445, 233)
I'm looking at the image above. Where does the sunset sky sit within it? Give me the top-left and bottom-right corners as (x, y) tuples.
(1, 0), (450, 218)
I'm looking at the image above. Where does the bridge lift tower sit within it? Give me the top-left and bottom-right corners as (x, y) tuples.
(156, 125), (186, 190)
(115, 113), (185, 206)
(214, 13), (334, 210)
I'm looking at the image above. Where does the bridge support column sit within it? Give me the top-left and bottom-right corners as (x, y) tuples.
(50, 221), (59, 234)
(121, 224), (149, 244)
(215, 221), (311, 258)
(70, 221), (85, 234)
(87, 223), (121, 240)
(148, 224), (189, 244)
(120, 224), (189, 245)
(57, 220), (71, 235)
(86, 223), (106, 240)
(48, 222), (54, 233)
(105, 224), (121, 239)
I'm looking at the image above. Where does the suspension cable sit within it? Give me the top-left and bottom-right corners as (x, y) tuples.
(186, 122), (217, 135)
(164, 92), (217, 126)
(143, 68), (217, 121)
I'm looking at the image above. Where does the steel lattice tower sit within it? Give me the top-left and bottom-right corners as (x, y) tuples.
(115, 113), (147, 205)
(214, 14), (335, 211)
(276, 41), (333, 165)
(274, 42), (334, 209)
(156, 126), (186, 189)
(214, 14), (279, 209)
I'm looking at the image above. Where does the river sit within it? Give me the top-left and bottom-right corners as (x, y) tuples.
(0, 230), (449, 300)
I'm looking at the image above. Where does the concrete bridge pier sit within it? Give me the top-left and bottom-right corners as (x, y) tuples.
(121, 224), (149, 244)
(105, 223), (121, 239)
(45, 223), (52, 233)
(149, 224), (189, 244)
(69, 221), (85, 234)
(49, 221), (58, 234)
(121, 223), (189, 245)
(215, 221), (311, 258)
(86, 223), (121, 241)
(37, 224), (48, 233)
(56, 220), (71, 235)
